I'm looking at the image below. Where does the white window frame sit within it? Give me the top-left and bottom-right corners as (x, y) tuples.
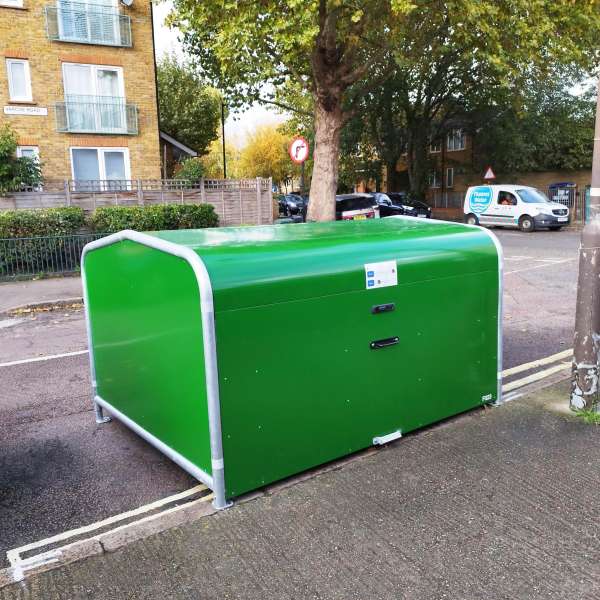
(430, 140), (442, 153)
(16, 145), (40, 160)
(57, 0), (121, 45)
(70, 146), (131, 186)
(62, 62), (125, 99)
(447, 128), (466, 152)
(0, 0), (24, 8)
(446, 167), (454, 188)
(6, 58), (32, 102)
(429, 170), (441, 189)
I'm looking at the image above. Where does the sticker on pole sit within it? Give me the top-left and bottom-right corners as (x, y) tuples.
(289, 136), (309, 164)
(364, 261), (398, 290)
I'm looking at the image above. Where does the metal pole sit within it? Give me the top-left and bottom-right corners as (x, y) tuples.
(571, 78), (600, 412)
(221, 101), (227, 179)
(300, 161), (305, 195)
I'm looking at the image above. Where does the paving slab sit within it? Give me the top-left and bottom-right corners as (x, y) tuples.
(2, 380), (599, 600)
(0, 277), (83, 314)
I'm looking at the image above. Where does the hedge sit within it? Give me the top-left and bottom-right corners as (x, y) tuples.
(0, 207), (85, 238)
(87, 204), (219, 234)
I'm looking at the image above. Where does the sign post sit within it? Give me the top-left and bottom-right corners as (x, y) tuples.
(289, 136), (309, 195)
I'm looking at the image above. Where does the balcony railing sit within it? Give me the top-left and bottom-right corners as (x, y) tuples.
(55, 95), (138, 135)
(45, 1), (132, 47)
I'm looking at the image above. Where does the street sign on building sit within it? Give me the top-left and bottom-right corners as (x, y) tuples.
(483, 166), (496, 180)
(289, 136), (309, 164)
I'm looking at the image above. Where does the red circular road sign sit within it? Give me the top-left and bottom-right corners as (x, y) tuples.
(289, 136), (309, 164)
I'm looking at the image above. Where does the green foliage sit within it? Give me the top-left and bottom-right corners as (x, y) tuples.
(87, 204), (219, 234)
(0, 207), (87, 277)
(238, 125), (292, 185)
(574, 409), (600, 426)
(174, 157), (205, 181)
(0, 124), (43, 194)
(472, 77), (596, 175)
(0, 207), (85, 238)
(157, 53), (223, 155)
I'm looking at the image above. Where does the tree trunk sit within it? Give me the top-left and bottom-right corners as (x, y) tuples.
(406, 127), (429, 201)
(307, 100), (343, 221)
(385, 160), (402, 192)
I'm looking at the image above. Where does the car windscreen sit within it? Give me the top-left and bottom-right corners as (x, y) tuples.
(336, 196), (375, 211)
(517, 188), (550, 204)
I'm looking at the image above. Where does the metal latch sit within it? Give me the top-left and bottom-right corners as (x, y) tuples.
(373, 430), (403, 445)
(371, 303), (395, 314)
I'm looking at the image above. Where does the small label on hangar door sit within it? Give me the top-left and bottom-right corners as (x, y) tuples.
(364, 260), (398, 289)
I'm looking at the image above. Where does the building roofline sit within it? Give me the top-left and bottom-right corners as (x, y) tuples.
(159, 131), (198, 157)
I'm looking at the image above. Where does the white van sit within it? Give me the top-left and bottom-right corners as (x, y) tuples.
(463, 185), (570, 232)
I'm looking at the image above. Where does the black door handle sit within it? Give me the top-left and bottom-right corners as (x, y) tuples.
(370, 336), (399, 350)
(371, 303), (395, 314)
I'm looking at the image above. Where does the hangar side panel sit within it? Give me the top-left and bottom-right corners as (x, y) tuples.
(217, 268), (498, 498)
(84, 240), (212, 476)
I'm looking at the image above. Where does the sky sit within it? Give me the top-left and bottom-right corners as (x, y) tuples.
(152, 1), (287, 146)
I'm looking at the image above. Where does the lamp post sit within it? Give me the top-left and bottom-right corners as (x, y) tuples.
(571, 79), (600, 412)
(221, 100), (227, 179)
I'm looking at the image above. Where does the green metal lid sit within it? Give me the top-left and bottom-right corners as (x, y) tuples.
(151, 218), (499, 312)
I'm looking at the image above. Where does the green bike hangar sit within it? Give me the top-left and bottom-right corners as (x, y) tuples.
(81, 216), (503, 510)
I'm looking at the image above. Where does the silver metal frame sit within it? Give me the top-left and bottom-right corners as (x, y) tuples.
(81, 230), (230, 509)
(388, 216), (504, 404)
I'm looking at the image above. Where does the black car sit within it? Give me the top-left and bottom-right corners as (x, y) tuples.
(387, 193), (432, 218)
(367, 192), (406, 217)
(335, 194), (379, 220)
(277, 194), (306, 217)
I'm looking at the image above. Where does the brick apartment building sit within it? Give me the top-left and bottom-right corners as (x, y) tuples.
(392, 128), (591, 206)
(0, 0), (161, 185)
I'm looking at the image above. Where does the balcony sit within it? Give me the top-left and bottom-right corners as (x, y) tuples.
(55, 95), (138, 135)
(45, 1), (132, 47)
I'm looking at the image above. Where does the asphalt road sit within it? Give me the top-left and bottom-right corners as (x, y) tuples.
(0, 227), (580, 566)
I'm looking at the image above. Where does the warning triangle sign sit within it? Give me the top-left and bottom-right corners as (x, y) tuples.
(483, 166), (496, 180)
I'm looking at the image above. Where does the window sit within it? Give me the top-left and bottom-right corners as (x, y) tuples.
(429, 171), (441, 189)
(63, 63), (126, 133)
(70, 147), (130, 190)
(430, 140), (442, 153)
(446, 167), (454, 188)
(447, 128), (466, 152)
(57, 0), (123, 46)
(6, 59), (32, 102)
(17, 146), (40, 160)
(0, 0), (24, 8)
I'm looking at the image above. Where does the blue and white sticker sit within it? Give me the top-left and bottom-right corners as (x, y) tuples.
(469, 186), (493, 214)
(364, 261), (398, 290)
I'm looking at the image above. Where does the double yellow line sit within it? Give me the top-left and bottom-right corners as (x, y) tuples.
(502, 349), (572, 394)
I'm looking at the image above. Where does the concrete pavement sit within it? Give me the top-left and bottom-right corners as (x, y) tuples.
(0, 277), (83, 314)
(1, 380), (599, 599)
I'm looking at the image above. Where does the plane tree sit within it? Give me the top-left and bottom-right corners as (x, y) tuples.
(168, 0), (600, 220)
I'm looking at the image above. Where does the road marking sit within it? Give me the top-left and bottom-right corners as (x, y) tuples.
(7, 484), (208, 582)
(502, 362), (571, 393)
(505, 258), (575, 275)
(502, 349), (573, 378)
(0, 349), (88, 368)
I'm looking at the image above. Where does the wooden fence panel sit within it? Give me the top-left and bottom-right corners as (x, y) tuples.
(0, 178), (274, 226)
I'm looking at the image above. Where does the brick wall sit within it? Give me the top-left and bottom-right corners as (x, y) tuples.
(0, 0), (161, 180)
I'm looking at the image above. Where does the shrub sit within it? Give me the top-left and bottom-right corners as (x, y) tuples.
(87, 203), (219, 234)
(0, 207), (85, 238)
(174, 157), (205, 182)
(0, 124), (43, 193)
(0, 207), (87, 277)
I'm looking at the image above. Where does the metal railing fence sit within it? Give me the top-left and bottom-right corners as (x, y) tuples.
(429, 190), (465, 209)
(55, 95), (138, 135)
(45, 1), (132, 47)
(0, 233), (105, 280)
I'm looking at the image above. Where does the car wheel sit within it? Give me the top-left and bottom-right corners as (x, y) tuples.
(465, 213), (479, 226)
(549, 226), (562, 231)
(518, 215), (535, 232)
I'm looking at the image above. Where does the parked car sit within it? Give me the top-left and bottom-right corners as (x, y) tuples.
(463, 184), (570, 232)
(367, 192), (406, 217)
(335, 194), (380, 220)
(386, 192), (432, 218)
(278, 194), (306, 217)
